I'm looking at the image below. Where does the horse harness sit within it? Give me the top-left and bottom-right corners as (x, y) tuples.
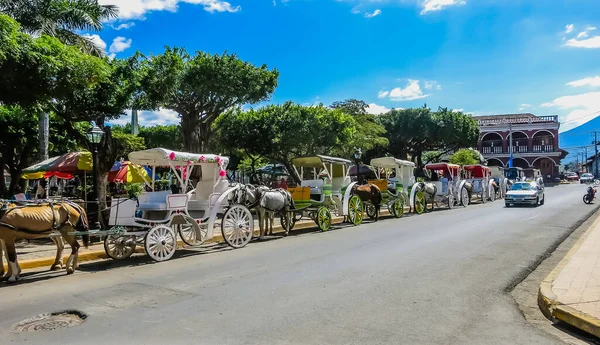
(0, 200), (78, 235)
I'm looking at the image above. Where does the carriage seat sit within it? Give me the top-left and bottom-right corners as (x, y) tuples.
(331, 176), (350, 193)
(137, 190), (171, 211)
(188, 180), (230, 210)
(301, 179), (324, 195)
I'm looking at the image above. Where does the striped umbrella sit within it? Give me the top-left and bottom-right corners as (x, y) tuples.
(108, 161), (151, 184)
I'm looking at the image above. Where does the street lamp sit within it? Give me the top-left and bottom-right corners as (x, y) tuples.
(353, 148), (362, 184)
(86, 125), (104, 207)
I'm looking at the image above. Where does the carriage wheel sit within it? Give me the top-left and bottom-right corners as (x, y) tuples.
(448, 194), (454, 209)
(481, 189), (487, 204)
(347, 195), (364, 226)
(392, 198), (404, 218)
(414, 191), (426, 214)
(175, 216), (205, 247)
(104, 234), (136, 260)
(280, 211), (296, 235)
(489, 188), (496, 202)
(221, 205), (254, 249)
(317, 207), (331, 231)
(144, 225), (177, 262)
(460, 187), (469, 207)
(366, 203), (377, 219)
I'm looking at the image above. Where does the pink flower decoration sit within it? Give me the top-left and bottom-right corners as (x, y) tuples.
(169, 152), (176, 160)
(219, 169), (227, 177)
(199, 156), (206, 162)
(187, 160), (193, 166)
(175, 165), (181, 170)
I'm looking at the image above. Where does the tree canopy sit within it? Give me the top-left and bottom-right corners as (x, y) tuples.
(449, 149), (480, 166)
(139, 48), (280, 152)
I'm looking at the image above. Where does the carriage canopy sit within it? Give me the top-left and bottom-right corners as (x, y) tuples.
(425, 163), (461, 175)
(128, 148), (229, 168)
(370, 157), (415, 169)
(291, 155), (351, 179)
(463, 164), (491, 178)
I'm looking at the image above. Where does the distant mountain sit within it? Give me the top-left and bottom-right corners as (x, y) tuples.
(559, 117), (600, 162)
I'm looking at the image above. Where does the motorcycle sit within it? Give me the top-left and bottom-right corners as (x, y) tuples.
(583, 186), (597, 204)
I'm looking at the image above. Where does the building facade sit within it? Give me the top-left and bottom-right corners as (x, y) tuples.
(475, 113), (567, 178)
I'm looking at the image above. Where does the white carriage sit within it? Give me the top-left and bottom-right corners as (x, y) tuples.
(490, 166), (508, 199)
(463, 164), (496, 204)
(287, 155), (362, 231)
(104, 148), (253, 262)
(368, 157), (415, 218)
(410, 163), (470, 213)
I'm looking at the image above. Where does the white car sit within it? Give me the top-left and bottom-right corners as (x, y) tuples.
(580, 173), (594, 184)
(505, 181), (545, 207)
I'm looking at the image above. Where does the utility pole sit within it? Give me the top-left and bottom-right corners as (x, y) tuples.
(585, 147), (588, 172)
(593, 131), (599, 177)
(508, 123), (513, 168)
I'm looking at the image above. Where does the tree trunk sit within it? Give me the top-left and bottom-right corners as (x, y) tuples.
(96, 171), (109, 228)
(0, 157), (6, 198)
(282, 160), (300, 185)
(38, 113), (49, 161)
(181, 112), (202, 152)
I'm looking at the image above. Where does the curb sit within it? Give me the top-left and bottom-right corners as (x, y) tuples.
(5, 208), (401, 272)
(538, 211), (600, 337)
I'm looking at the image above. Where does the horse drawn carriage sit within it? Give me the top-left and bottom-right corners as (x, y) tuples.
(103, 148), (254, 262)
(284, 155), (360, 231)
(505, 167), (526, 185)
(463, 164), (496, 204)
(489, 166), (508, 199)
(410, 163), (470, 213)
(366, 157), (415, 218)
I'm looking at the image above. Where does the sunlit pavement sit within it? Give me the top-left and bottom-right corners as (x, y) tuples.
(0, 183), (595, 345)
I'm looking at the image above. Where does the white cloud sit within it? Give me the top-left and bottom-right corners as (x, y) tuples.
(420, 0), (466, 15)
(424, 80), (442, 90)
(518, 103), (532, 111)
(565, 24), (574, 34)
(452, 108), (464, 113)
(577, 31), (589, 39)
(111, 108), (181, 126)
(112, 22), (135, 30)
(565, 35), (600, 48)
(98, 0), (240, 20)
(567, 76), (600, 87)
(366, 103), (391, 115)
(82, 33), (107, 51)
(379, 80), (430, 101)
(364, 9), (381, 18)
(541, 92), (600, 132)
(109, 36), (132, 54)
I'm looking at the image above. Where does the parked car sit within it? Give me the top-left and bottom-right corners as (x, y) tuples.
(566, 172), (579, 182)
(505, 181), (545, 207)
(580, 173), (594, 184)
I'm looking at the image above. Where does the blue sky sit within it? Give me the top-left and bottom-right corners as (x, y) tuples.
(94, 0), (600, 132)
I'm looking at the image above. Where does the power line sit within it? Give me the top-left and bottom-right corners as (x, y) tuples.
(561, 109), (600, 125)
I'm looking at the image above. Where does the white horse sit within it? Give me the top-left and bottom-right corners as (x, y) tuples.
(233, 185), (294, 239)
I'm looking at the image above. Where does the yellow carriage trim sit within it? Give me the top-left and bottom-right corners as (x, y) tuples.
(288, 186), (311, 201)
(368, 179), (388, 191)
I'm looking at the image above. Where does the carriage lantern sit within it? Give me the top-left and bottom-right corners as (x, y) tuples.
(353, 148), (363, 183)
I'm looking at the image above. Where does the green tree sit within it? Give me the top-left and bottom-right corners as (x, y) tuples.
(331, 99), (369, 115)
(215, 102), (356, 183)
(140, 47), (279, 152)
(0, 0), (118, 56)
(449, 148), (479, 166)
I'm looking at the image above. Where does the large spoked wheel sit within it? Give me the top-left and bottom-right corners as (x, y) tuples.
(104, 233), (136, 260)
(280, 211), (296, 235)
(481, 189), (486, 204)
(144, 225), (177, 262)
(392, 198), (404, 218)
(366, 203), (377, 219)
(447, 194), (454, 209)
(489, 188), (496, 202)
(175, 216), (204, 246)
(316, 206), (332, 231)
(460, 187), (469, 207)
(347, 195), (364, 226)
(414, 191), (426, 214)
(221, 205), (254, 248)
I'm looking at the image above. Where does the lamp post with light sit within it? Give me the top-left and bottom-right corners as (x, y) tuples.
(86, 125), (104, 205)
(353, 148), (362, 185)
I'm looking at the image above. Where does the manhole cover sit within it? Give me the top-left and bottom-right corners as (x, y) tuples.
(14, 310), (87, 332)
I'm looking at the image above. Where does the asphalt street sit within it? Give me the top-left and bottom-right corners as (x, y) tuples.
(0, 183), (596, 345)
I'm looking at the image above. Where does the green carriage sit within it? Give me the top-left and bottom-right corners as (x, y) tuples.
(284, 155), (363, 231)
(367, 157), (416, 218)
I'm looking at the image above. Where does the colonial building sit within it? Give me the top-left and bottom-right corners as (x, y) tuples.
(475, 113), (567, 178)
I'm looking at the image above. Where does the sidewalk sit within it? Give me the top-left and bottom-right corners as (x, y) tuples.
(539, 213), (600, 338)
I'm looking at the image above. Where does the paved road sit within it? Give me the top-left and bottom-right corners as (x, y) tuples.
(0, 183), (596, 345)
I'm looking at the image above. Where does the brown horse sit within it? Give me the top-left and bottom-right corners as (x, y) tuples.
(352, 183), (383, 221)
(0, 201), (89, 282)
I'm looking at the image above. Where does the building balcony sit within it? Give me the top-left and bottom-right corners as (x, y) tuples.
(532, 145), (554, 153)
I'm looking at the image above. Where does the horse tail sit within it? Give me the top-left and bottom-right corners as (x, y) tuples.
(68, 202), (90, 248)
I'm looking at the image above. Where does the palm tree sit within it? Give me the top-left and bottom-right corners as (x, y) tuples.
(0, 0), (118, 56)
(1, 0), (119, 160)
